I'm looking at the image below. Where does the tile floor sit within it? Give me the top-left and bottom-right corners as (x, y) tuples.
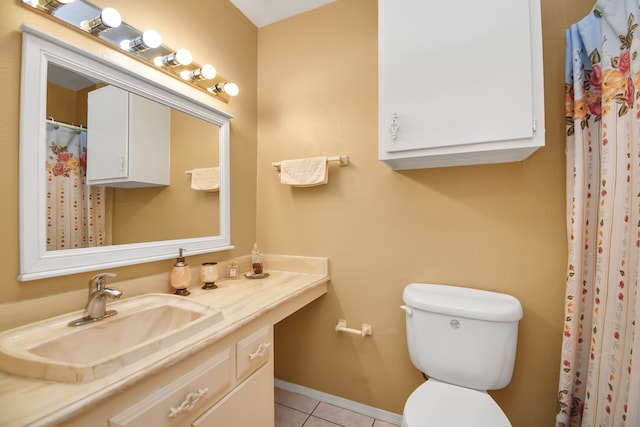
(275, 387), (400, 427)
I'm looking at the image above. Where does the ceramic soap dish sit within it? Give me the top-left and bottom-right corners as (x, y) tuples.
(244, 272), (270, 279)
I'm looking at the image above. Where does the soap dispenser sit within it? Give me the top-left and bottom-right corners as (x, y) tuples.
(170, 248), (192, 296)
(252, 242), (263, 274)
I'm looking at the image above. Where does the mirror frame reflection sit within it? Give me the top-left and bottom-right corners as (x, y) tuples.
(18, 24), (233, 281)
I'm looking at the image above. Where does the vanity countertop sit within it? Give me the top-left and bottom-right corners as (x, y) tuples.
(0, 255), (329, 427)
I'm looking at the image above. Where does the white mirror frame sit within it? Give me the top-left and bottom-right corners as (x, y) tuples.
(18, 24), (233, 281)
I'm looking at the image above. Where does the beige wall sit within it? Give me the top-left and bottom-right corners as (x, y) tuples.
(0, 0), (257, 300)
(258, 0), (593, 425)
(46, 82), (94, 125)
(2, 0), (596, 424)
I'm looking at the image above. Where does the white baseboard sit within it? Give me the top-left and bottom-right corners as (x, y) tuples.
(274, 378), (403, 425)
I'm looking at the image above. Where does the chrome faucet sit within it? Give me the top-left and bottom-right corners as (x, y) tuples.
(68, 273), (122, 327)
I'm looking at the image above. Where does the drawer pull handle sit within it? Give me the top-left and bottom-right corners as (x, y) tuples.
(249, 342), (272, 360)
(168, 387), (208, 418)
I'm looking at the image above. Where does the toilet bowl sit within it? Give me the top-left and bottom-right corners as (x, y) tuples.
(400, 283), (522, 427)
(402, 379), (511, 427)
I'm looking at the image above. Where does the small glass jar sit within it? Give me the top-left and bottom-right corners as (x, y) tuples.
(200, 262), (219, 289)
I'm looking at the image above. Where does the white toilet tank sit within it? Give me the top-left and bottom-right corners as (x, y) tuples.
(402, 283), (523, 391)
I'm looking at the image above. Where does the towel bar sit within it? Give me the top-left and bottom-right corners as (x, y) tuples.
(272, 155), (349, 172)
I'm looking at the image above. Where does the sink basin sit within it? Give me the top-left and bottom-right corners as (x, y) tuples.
(0, 294), (223, 383)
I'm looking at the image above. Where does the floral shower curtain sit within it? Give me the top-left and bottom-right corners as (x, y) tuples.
(557, 0), (640, 425)
(46, 122), (106, 250)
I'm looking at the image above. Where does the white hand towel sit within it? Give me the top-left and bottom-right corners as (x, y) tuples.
(279, 156), (328, 187)
(190, 167), (220, 192)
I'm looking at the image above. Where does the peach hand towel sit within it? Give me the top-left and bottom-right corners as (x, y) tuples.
(190, 167), (219, 191)
(279, 156), (328, 187)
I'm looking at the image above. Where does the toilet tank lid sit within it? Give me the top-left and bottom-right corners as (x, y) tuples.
(403, 283), (523, 322)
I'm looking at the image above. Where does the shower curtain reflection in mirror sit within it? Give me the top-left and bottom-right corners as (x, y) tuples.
(45, 122), (108, 250)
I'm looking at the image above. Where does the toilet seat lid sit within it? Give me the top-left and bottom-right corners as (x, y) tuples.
(403, 379), (511, 427)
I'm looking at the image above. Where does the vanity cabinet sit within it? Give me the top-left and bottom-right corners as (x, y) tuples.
(63, 324), (274, 427)
(378, 0), (545, 169)
(87, 85), (170, 187)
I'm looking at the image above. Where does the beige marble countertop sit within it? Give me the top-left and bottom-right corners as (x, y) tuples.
(0, 255), (329, 427)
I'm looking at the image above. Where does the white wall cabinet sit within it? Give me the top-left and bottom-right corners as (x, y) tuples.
(378, 0), (545, 169)
(87, 85), (170, 187)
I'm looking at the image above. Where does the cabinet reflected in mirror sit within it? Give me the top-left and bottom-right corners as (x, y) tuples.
(46, 63), (220, 250)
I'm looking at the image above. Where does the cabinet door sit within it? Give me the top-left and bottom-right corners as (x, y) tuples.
(87, 85), (129, 181)
(128, 93), (171, 186)
(379, 0), (543, 168)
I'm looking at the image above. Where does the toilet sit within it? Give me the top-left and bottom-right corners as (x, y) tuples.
(400, 283), (523, 427)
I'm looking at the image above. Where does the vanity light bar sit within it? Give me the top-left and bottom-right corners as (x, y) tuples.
(21, 0), (239, 102)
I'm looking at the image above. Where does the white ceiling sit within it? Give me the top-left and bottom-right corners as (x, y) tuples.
(230, 0), (336, 28)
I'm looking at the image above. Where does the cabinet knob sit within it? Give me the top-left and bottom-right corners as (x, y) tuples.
(389, 113), (400, 141)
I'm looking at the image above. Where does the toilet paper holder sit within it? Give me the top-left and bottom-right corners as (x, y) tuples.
(335, 319), (372, 337)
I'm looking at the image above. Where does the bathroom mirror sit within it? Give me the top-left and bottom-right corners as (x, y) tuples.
(18, 24), (233, 281)
(46, 63), (220, 245)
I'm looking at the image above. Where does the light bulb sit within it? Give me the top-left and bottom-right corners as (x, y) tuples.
(120, 30), (162, 52)
(121, 30), (162, 52)
(101, 8), (122, 28)
(208, 82), (240, 97)
(141, 30), (162, 49)
(154, 49), (193, 67)
(174, 49), (193, 65)
(182, 65), (216, 81)
(81, 7), (121, 34)
(198, 64), (216, 80)
(223, 82), (239, 96)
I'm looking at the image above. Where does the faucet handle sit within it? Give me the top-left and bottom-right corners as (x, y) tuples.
(89, 272), (118, 291)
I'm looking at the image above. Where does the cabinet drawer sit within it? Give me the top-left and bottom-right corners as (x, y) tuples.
(236, 325), (272, 381)
(192, 361), (274, 427)
(108, 348), (232, 427)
